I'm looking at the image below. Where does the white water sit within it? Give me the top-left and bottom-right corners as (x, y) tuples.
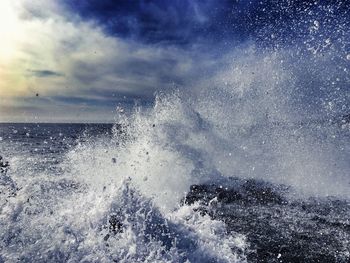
(1, 46), (349, 262)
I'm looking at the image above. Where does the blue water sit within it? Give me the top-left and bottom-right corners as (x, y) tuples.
(1, 28), (350, 261)
(0, 112), (349, 262)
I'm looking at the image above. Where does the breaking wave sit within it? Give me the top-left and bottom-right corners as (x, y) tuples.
(1, 19), (349, 262)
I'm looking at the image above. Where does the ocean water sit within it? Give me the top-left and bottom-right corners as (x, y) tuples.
(0, 91), (349, 262)
(1, 30), (350, 261)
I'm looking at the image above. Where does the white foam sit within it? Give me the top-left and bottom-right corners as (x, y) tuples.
(1, 44), (349, 262)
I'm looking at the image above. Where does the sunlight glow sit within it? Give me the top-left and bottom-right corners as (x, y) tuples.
(0, 0), (27, 97)
(0, 0), (23, 63)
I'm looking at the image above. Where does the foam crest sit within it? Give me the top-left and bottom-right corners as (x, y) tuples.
(0, 176), (248, 262)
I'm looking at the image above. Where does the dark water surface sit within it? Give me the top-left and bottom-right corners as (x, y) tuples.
(0, 123), (349, 263)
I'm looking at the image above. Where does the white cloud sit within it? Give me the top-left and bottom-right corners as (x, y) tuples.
(0, 0), (211, 122)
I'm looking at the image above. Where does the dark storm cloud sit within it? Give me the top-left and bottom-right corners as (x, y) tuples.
(51, 93), (142, 107)
(62, 0), (232, 45)
(28, 70), (64, 78)
(62, 0), (350, 47)
(62, 0), (285, 46)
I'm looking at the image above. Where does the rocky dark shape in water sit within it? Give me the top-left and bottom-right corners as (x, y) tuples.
(184, 178), (350, 263)
(185, 178), (288, 206)
(328, 113), (350, 127)
(104, 214), (124, 242)
(0, 156), (17, 207)
(109, 214), (123, 234)
(0, 156), (10, 174)
(340, 114), (350, 124)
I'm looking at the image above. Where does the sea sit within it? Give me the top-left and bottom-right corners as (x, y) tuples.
(0, 96), (349, 262)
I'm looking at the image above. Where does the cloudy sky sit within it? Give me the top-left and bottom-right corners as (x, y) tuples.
(0, 0), (349, 122)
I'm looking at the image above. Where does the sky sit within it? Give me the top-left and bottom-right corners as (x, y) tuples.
(0, 0), (349, 122)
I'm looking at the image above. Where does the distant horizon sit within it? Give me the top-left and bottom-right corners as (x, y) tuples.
(0, 113), (348, 126)
(0, 121), (116, 125)
(0, 122), (114, 124)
